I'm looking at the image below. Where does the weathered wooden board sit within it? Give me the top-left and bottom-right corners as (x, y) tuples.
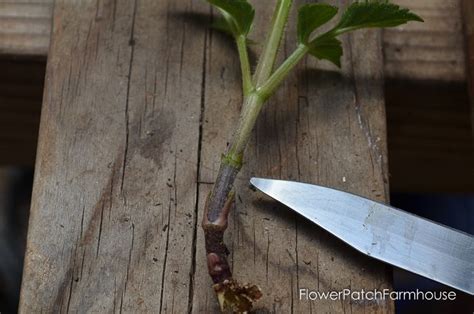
(384, 0), (466, 82)
(20, 0), (392, 312)
(0, 0), (53, 56)
(20, 0), (206, 312)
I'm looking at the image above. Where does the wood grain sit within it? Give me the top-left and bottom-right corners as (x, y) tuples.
(0, 0), (53, 56)
(20, 0), (206, 312)
(382, 0), (473, 193)
(20, 0), (392, 312)
(383, 0), (466, 82)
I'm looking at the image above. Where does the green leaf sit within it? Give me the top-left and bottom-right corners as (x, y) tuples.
(212, 17), (234, 36)
(211, 17), (257, 45)
(208, 0), (255, 36)
(304, 1), (423, 67)
(297, 3), (338, 44)
(308, 35), (343, 68)
(333, 0), (423, 35)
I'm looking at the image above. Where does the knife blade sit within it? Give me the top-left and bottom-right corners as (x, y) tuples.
(250, 177), (474, 295)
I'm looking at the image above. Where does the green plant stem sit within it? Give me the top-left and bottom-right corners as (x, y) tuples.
(224, 44), (308, 165)
(204, 93), (264, 223)
(257, 44), (308, 101)
(236, 35), (253, 96)
(253, 0), (293, 86)
(204, 44), (310, 223)
(227, 93), (264, 161)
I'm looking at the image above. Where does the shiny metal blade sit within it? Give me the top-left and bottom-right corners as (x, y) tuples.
(250, 178), (474, 295)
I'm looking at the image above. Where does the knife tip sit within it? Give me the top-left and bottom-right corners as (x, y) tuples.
(250, 178), (278, 194)
(250, 177), (266, 188)
(249, 177), (259, 189)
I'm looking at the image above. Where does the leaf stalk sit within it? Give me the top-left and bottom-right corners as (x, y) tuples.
(256, 44), (308, 101)
(253, 0), (293, 86)
(236, 35), (254, 96)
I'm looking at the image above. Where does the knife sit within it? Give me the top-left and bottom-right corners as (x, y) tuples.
(250, 177), (474, 295)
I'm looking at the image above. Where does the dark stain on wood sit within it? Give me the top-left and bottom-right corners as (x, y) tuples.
(131, 110), (176, 167)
